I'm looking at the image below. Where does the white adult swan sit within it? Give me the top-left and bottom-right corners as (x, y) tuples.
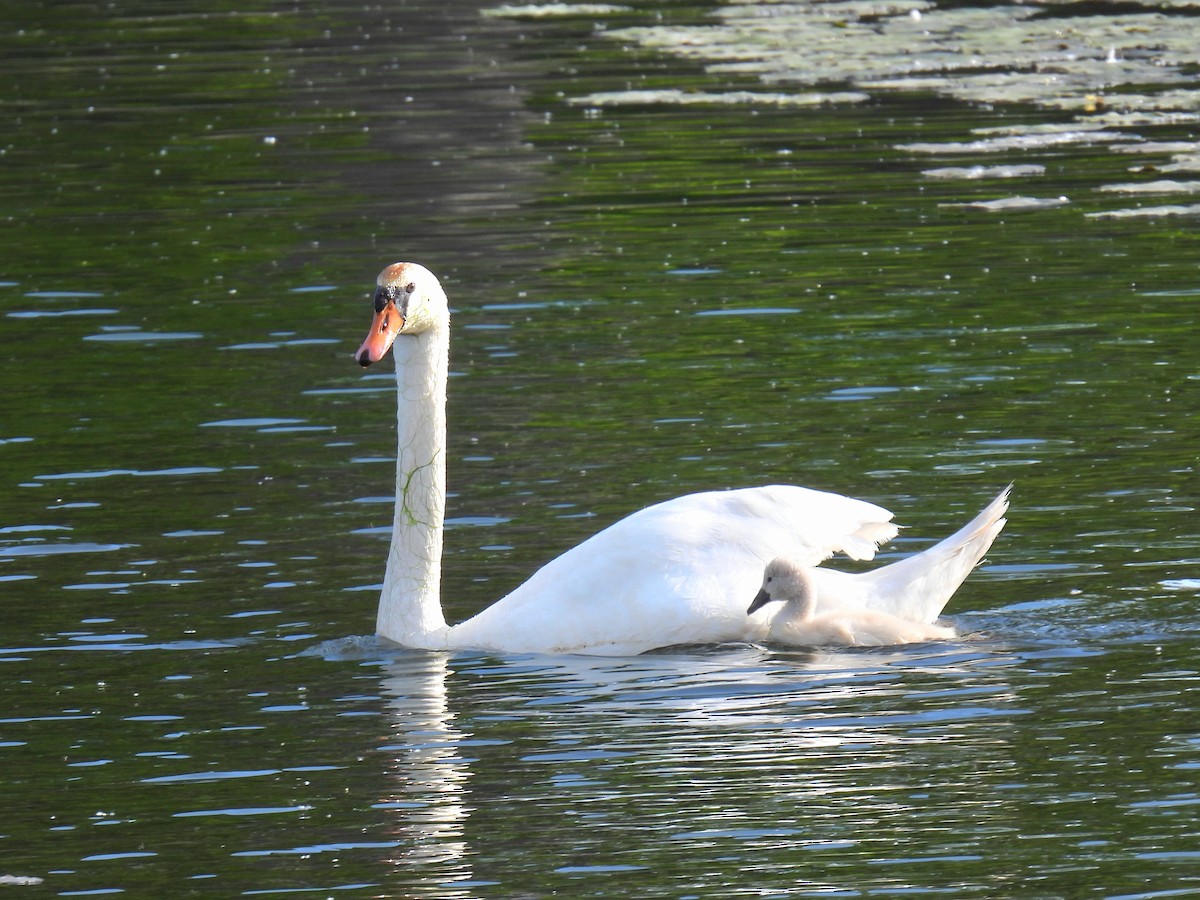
(354, 262), (1009, 656)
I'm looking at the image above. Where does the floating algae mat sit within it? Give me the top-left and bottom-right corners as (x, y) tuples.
(544, 0), (1200, 115)
(491, 0), (1200, 213)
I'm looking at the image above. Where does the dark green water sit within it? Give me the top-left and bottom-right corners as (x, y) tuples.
(2, 0), (1198, 896)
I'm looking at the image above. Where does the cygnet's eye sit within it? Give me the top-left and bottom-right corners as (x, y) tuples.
(765, 576), (774, 584)
(405, 282), (416, 294)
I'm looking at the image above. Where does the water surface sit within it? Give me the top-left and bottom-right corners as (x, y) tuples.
(2, 0), (1198, 896)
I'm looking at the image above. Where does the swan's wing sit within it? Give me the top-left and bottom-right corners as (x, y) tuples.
(669, 484), (899, 564)
(600, 484), (897, 573)
(453, 485), (897, 655)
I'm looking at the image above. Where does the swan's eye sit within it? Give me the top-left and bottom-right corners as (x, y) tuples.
(405, 282), (416, 294)
(765, 576), (774, 584)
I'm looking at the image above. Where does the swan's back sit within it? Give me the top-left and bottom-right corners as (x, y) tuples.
(450, 485), (898, 655)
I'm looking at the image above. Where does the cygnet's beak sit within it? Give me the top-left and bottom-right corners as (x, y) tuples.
(747, 587), (773, 616)
(355, 299), (404, 367)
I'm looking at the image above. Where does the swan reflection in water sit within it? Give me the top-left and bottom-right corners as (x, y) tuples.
(377, 653), (475, 893)
(375, 642), (1023, 892)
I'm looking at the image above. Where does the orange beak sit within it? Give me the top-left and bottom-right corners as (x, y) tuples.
(355, 300), (404, 367)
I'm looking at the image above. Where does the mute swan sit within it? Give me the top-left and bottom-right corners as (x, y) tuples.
(748, 558), (958, 647)
(354, 262), (1009, 656)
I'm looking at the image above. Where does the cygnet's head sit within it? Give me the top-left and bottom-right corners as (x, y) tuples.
(747, 557), (816, 616)
(355, 262), (449, 367)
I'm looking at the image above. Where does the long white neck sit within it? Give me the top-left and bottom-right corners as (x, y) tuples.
(376, 321), (451, 648)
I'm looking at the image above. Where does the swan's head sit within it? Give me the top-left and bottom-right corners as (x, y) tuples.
(747, 557), (816, 617)
(355, 262), (449, 367)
